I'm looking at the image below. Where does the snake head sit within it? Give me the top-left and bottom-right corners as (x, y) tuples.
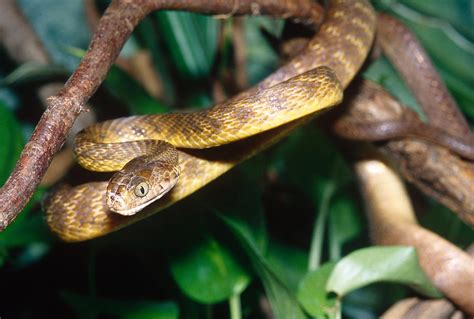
(106, 156), (180, 216)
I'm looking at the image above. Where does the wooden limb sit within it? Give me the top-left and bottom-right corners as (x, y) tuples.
(232, 17), (248, 89)
(0, 0), (323, 230)
(353, 152), (474, 315)
(381, 245), (474, 319)
(331, 81), (474, 225)
(0, 1), (95, 186)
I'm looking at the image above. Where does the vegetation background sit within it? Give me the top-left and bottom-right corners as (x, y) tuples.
(0, 0), (472, 318)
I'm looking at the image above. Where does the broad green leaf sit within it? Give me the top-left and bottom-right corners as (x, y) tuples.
(154, 11), (218, 78)
(326, 246), (442, 298)
(0, 101), (24, 185)
(169, 229), (251, 304)
(168, 170), (270, 304)
(62, 291), (179, 319)
(105, 66), (169, 115)
(297, 262), (338, 319)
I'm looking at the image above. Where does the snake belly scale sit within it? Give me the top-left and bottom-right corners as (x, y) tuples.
(45, 0), (376, 242)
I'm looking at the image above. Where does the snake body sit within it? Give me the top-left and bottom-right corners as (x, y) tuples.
(45, 0), (376, 242)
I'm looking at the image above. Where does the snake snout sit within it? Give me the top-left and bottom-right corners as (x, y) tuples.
(106, 189), (127, 212)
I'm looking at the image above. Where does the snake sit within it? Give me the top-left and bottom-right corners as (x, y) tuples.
(45, 0), (377, 242)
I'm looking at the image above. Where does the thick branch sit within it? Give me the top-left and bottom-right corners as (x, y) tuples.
(354, 153), (474, 315)
(331, 81), (474, 225)
(0, 0), (323, 230)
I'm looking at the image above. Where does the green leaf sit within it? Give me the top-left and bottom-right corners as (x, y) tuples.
(326, 246), (442, 298)
(61, 291), (179, 319)
(155, 11), (218, 78)
(0, 101), (24, 185)
(169, 170), (268, 304)
(169, 229), (251, 304)
(297, 262), (338, 319)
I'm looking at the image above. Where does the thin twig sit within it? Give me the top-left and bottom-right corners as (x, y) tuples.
(232, 17), (248, 89)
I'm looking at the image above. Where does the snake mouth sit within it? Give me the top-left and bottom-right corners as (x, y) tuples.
(109, 191), (168, 216)
(109, 177), (179, 216)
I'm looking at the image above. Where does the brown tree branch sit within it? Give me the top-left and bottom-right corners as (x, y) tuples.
(382, 298), (462, 319)
(381, 245), (474, 318)
(232, 17), (248, 89)
(353, 151), (474, 315)
(0, 0), (323, 230)
(331, 81), (474, 225)
(0, 0), (96, 186)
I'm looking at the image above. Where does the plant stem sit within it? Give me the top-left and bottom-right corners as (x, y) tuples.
(329, 215), (342, 261)
(229, 293), (242, 319)
(308, 182), (335, 271)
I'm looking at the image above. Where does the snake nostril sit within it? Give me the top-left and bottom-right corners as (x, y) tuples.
(107, 193), (122, 209)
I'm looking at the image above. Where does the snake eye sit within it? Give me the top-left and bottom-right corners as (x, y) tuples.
(134, 182), (149, 197)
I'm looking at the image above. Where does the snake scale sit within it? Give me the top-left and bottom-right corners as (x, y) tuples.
(45, 0), (376, 242)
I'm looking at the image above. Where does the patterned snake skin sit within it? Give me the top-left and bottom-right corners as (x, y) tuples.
(45, 0), (376, 242)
